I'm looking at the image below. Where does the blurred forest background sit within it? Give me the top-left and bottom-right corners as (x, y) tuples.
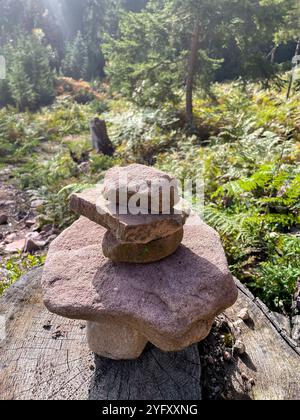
(0, 0), (299, 325)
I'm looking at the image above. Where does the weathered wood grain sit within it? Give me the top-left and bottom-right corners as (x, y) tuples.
(0, 268), (94, 400)
(224, 281), (300, 400)
(90, 345), (201, 400)
(0, 268), (201, 400)
(0, 269), (299, 400)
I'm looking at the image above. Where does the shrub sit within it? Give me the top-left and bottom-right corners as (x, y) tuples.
(157, 83), (300, 313)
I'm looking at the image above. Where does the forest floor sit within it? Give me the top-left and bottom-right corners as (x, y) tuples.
(0, 166), (32, 248)
(0, 165), (56, 292)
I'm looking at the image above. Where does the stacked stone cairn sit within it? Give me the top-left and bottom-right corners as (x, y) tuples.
(42, 164), (238, 360)
(75, 164), (189, 263)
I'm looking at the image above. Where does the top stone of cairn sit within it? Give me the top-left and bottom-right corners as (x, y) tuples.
(102, 164), (180, 214)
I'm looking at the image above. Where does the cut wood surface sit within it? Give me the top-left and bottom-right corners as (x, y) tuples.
(0, 268), (201, 400)
(0, 268), (299, 400)
(224, 281), (300, 400)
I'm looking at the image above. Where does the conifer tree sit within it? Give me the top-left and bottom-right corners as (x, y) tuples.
(62, 32), (89, 80)
(4, 32), (55, 110)
(104, 0), (297, 125)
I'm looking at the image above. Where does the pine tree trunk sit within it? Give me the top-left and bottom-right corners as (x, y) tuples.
(186, 18), (200, 127)
(270, 46), (277, 63)
(287, 37), (300, 100)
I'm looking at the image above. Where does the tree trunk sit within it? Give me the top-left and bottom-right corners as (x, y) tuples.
(286, 37), (300, 100)
(270, 46), (277, 63)
(224, 281), (300, 400)
(186, 18), (200, 127)
(90, 118), (115, 157)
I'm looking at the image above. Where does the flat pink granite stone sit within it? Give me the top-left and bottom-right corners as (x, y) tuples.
(70, 188), (188, 244)
(42, 217), (238, 351)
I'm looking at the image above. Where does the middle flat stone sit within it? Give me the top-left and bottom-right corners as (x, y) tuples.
(102, 229), (184, 263)
(70, 187), (189, 244)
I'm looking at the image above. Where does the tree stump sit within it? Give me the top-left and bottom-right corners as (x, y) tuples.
(0, 268), (299, 400)
(223, 282), (300, 400)
(0, 268), (201, 400)
(90, 118), (115, 156)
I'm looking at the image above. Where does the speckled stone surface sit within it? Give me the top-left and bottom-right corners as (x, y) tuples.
(42, 217), (238, 352)
(102, 229), (184, 264)
(102, 164), (180, 213)
(70, 188), (188, 244)
(87, 318), (148, 360)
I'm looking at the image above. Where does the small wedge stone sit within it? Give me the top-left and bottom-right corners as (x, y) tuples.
(102, 229), (184, 263)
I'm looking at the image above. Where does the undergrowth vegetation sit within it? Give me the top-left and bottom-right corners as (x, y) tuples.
(0, 81), (299, 314)
(158, 84), (300, 314)
(0, 253), (45, 295)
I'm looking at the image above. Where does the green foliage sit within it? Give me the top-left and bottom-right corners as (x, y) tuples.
(107, 106), (182, 163)
(62, 32), (89, 80)
(157, 83), (300, 313)
(247, 233), (300, 312)
(1, 0), (298, 88)
(90, 154), (119, 174)
(104, 0), (297, 106)
(0, 0), (152, 82)
(0, 97), (95, 162)
(58, 0), (148, 79)
(204, 162), (300, 313)
(6, 93), (118, 228)
(0, 253), (45, 295)
(0, 109), (42, 160)
(103, 0), (227, 105)
(15, 151), (80, 227)
(103, 7), (185, 105)
(1, 32), (55, 110)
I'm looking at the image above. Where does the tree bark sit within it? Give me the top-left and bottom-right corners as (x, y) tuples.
(90, 118), (115, 156)
(186, 18), (200, 127)
(286, 37), (300, 100)
(270, 46), (277, 63)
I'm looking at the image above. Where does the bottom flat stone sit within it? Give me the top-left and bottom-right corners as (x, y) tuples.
(87, 317), (148, 360)
(102, 229), (183, 263)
